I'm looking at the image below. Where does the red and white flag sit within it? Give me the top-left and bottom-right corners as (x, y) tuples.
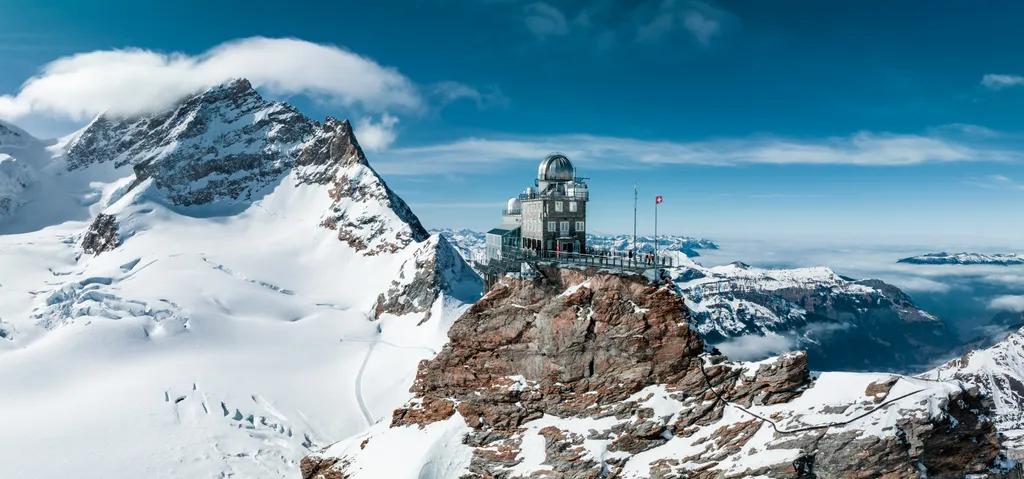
(655, 195), (663, 205)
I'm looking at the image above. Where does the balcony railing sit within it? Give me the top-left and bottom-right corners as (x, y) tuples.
(502, 209), (522, 216)
(518, 189), (589, 201)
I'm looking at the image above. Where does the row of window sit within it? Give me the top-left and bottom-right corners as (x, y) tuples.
(523, 220), (586, 233)
(545, 221), (585, 233)
(553, 201), (579, 213)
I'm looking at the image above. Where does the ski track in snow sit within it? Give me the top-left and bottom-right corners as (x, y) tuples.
(355, 340), (377, 427)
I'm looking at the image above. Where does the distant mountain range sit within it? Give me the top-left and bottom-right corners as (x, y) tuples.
(436, 228), (959, 372)
(898, 252), (1024, 266)
(429, 228), (719, 260)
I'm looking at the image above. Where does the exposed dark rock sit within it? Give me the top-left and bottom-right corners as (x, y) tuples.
(81, 214), (120, 255)
(373, 235), (479, 321)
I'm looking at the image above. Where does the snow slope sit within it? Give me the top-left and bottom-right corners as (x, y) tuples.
(0, 81), (480, 479)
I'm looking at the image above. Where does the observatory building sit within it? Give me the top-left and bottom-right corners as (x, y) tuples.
(486, 153), (589, 261)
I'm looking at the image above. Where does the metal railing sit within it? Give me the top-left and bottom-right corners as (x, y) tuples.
(517, 189), (589, 201)
(502, 209), (522, 216)
(486, 245), (673, 271)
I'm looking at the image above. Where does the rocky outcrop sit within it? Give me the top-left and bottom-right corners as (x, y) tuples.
(932, 326), (1024, 459)
(373, 235), (479, 321)
(81, 214), (120, 255)
(309, 117), (428, 255)
(306, 268), (1000, 478)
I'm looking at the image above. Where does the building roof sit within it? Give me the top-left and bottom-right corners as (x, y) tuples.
(487, 223), (521, 236)
(537, 153), (575, 182)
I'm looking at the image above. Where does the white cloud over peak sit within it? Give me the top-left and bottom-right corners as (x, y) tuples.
(988, 295), (1024, 312)
(981, 74), (1024, 90)
(371, 130), (1024, 175)
(355, 113), (400, 151)
(0, 37), (424, 121)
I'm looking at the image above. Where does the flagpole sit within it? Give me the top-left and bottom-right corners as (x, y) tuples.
(633, 184), (637, 255)
(654, 197), (658, 268)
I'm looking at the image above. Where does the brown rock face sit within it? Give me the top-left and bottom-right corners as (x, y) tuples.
(396, 269), (707, 430)
(306, 268), (1000, 479)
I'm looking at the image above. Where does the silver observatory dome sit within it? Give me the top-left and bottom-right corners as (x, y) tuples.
(537, 153), (575, 182)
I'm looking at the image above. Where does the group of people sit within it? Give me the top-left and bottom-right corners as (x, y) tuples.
(581, 247), (659, 265)
(627, 249), (658, 265)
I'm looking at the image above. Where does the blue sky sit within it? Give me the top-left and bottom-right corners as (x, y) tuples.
(2, 0), (1023, 246)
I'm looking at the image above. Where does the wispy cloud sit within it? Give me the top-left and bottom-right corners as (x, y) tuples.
(431, 81), (509, 109)
(966, 174), (1024, 191)
(636, 0), (734, 46)
(409, 202), (505, 209)
(981, 74), (1024, 90)
(0, 37), (488, 123)
(523, 2), (570, 39)
(989, 295), (1024, 312)
(372, 130), (1024, 175)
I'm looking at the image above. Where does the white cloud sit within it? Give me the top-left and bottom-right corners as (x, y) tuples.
(890, 277), (952, 294)
(714, 333), (795, 361)
(431, 81), (509, 109)
(523, 2), (570, 39)
(371, 130), (1024, 175)
(637, 0), (729, 45)
(355, 113), (399, 151)
(0, 37), (422, 121)
(981, 74), (1024, 90)
(682, 11), (720, 45)
(967, 174), (1024, 191)
(989, 295), (1024, 312)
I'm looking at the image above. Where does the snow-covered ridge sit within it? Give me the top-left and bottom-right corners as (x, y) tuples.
(898, 252), (1024, 266)
(0, 79), (480, 478)
(671, 259), (954, 371)
(931, 326), (1024, 458)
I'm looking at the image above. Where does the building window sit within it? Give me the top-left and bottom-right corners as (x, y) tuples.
(547, 240), (553, 250)
(575, 221), (585, 231)
(548, 221), (556, 232)
(569, 201), (577, 212)
(560, 221), (569, 234)
(555, 201), (563, 212)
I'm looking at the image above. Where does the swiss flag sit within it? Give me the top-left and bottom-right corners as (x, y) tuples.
(655, 195), (663, 205)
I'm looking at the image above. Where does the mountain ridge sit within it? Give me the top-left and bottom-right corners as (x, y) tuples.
(898, 252), (1024, 266)
(0, 79), (481, 479)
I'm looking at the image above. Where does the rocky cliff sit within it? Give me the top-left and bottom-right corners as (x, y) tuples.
(302, 267), (1000, 479)
(932, 326), (1024, 460)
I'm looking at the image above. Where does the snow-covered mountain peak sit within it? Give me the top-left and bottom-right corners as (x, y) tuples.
(30, 78), (427, 255)
(0, 80), (482, 478)
(0, 119), (39, 151)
